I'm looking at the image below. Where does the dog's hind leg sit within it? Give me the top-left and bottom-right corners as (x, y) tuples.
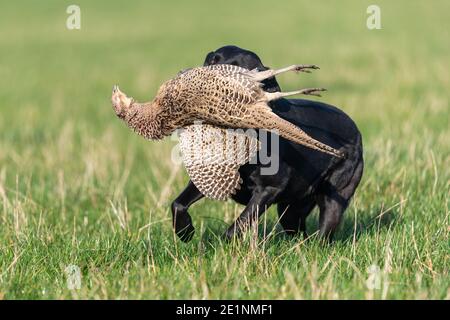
(250, 64), (319, 81)
(317, 158), (364, 242)
(277, 196), (316, 238)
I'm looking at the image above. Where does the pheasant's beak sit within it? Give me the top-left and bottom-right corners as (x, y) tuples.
(112, 85), (129, 104)
(111, 85), (121, 109)
(112, 84), (124, 97)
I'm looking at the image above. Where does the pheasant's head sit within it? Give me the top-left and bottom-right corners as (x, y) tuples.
(112, 85), (133, 119)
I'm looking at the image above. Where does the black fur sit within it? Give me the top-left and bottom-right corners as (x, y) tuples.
(172, 45), (364, 242)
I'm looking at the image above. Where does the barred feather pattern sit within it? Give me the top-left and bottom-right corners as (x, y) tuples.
(178, 124), (260, 200)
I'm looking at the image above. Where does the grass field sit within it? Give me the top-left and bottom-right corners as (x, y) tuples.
(0, 0), (449, 299)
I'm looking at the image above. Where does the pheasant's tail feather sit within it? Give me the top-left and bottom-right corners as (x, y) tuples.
(247, 106), (345, 158)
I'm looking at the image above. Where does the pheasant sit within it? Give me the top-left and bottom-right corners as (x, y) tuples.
(112, 64), (345, 199)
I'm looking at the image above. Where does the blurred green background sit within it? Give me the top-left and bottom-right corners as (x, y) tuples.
(0, 1), (448, 299)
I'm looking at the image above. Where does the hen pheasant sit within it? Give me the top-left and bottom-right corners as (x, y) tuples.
(112, 64), (344, 199)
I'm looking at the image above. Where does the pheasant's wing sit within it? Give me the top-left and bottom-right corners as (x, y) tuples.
(207, 64), (264, 93)
(184, 162), (241, 201)
(173, 65), (265, 126)
(206, 65), (261, 80)
(178, 65), (263, 101)
(179, 124), (260, 200)
(206, 64), (250, 74)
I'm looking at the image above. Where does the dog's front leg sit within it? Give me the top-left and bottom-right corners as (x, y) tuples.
(171, 181), (204, 242)
(225, 186), (280, 240)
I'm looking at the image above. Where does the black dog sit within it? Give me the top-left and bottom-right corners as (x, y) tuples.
(171, 45), (364, 242)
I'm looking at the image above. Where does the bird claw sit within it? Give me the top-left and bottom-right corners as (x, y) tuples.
(294, 64), (320, 73)
(303, 88), (327, 97)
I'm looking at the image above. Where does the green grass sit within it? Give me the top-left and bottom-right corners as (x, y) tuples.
(0, 0), (449, 299)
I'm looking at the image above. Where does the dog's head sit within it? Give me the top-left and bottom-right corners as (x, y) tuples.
(203, 45), (281, 93)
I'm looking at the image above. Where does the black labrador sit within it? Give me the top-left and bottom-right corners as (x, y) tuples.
(171, 45), (364, 242)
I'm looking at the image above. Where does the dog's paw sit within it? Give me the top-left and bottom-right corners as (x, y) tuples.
(174, 214), (195, 242)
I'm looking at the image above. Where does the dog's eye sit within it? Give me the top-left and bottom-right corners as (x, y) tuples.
(210, 57), (219, 65)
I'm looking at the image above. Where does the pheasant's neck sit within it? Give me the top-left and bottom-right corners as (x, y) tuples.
(125, 101), (170, 140)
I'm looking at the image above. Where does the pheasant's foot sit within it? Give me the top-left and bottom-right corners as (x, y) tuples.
(293, 64), (320, 73)
(300, 87), (327, 97)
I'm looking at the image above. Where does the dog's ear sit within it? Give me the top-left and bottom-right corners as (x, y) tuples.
(203, 51), (220, 66)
